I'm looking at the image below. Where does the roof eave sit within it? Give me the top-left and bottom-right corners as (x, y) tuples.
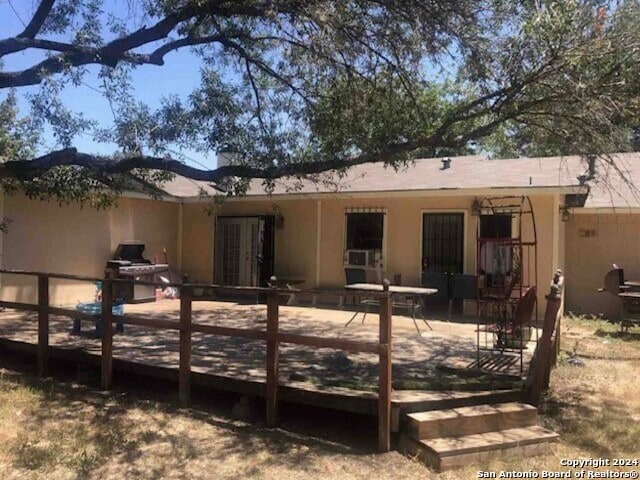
(180, 184), (586, 203)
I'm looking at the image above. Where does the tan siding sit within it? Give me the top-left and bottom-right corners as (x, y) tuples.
(0, 194), (179, 306)
(565, 213), (640, 318)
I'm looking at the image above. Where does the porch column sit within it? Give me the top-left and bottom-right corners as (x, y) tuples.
(552, 194), (560, 277)
(177, 202), (184, 273)
(315, 200), (322, 287)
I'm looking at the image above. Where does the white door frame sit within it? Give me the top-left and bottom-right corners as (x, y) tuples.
(214, 216), (261, 286)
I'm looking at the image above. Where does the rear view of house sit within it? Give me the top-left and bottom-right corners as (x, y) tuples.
(0, 153), (638, 321)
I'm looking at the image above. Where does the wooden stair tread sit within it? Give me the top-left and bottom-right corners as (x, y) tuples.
(407, 402), (536, 423)
(419, 425), (559, 457)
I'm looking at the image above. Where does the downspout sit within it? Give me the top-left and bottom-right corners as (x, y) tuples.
(315, 200), (322, 287)
(177, 202), (184, 275)
(552, 194), (560, 278)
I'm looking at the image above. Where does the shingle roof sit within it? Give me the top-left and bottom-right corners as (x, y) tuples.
(577, 153), (640, 209)
(242, 155), (582, 195)
(158, 174), (219, 198)
(157, 152), (640, 209)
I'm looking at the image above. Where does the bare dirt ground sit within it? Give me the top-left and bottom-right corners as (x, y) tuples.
(0, 315), (638, 479)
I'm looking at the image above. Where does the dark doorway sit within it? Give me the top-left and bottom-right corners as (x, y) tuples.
(258, 215), (275, 287)
(422, 213), (464, 274)
(422, 213), (465, 315)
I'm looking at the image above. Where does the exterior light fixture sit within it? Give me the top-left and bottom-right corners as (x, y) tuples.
(471, 199), (481, 216)
(272, 204), (285, 229)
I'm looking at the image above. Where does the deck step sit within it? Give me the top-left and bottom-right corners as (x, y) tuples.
(401, 425), (559, 471)
(405, 402), (538, 440)
(391, 389), (524, 431)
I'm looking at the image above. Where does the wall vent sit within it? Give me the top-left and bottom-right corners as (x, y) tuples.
(578, 228), (597, 238)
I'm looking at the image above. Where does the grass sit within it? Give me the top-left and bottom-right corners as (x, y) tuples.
(441, 316), (640, 479)
(0, 315), (639, 479)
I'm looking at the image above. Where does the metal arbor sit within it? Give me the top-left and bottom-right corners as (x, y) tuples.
(475, 195), (538, 374)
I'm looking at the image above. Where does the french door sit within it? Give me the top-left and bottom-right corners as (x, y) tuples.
(214, 217), (262, 286)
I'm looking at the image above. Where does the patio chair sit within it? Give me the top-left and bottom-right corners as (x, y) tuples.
(507, 286), (537, 347)
(450, 273), (478, 317)
(341, 267), (366, 307)
(482, 286), (536, 350)
(421, 271), (450, 299)
(481, 271), (521, 302)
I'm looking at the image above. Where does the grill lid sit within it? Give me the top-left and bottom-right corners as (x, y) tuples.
(113, 242), (147, 262)
(107, 260), (132, 267)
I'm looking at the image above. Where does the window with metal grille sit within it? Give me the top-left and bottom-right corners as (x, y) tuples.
(345, 212), (384, 250)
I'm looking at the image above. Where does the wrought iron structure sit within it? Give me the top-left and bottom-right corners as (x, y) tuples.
(475, 196), (538, 374)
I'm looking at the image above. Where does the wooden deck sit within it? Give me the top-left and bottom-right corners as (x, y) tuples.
(0, 299), (526, 419)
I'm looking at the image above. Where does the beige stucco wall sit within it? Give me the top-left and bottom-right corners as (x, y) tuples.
(0, 189), (566, 318)
(180, 199), (318, 286)
(317, 196), (477, 287)
(0, 194), (179, 306)
(318, 194), (557, 317)
(181, 203), (215, 284)
(181, 193), (559, 317)
(565, 213), (640, 318)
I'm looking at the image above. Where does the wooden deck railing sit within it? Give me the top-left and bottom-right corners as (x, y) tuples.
(0, 269), (393, 452)
(525, 269), (564, 405)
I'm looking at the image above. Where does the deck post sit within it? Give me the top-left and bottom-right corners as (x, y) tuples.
(37, 274), (49, 377)
(101, 271), (114, 390)
(266, 278), (279, 427)
(179, 275), (192, 407)
(378, 279), (392, 453)
(552, 315), (561, 368)
(527, 272), (563, 405)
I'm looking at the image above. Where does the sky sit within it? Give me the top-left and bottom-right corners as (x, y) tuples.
(0, 0), (217, 169)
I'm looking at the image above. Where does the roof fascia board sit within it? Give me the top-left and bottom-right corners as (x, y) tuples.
(180, 185), (585, 203)
(119, 190), (180, 202)
(572, 207), (640, 214)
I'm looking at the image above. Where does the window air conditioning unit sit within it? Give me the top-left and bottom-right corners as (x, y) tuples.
(346, 250), (381, 267)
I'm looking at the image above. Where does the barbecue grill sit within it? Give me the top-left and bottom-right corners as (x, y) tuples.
(599, 265), (640, 331)
(106, 242), (168, 303)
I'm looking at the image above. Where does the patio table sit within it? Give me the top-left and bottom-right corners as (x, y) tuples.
(343, 283), (437, 332)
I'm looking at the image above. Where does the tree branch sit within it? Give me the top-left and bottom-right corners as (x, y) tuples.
(0, 0), (313, 88)
(216, 36), (309, 103)
(244, 58), (267, 134)
(18, 0), (55, 39)
(0, 33), (237, 88)
(0, 143), (450, 184)
(146, 35), (226, 65)
(0, 37), (83, 57)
